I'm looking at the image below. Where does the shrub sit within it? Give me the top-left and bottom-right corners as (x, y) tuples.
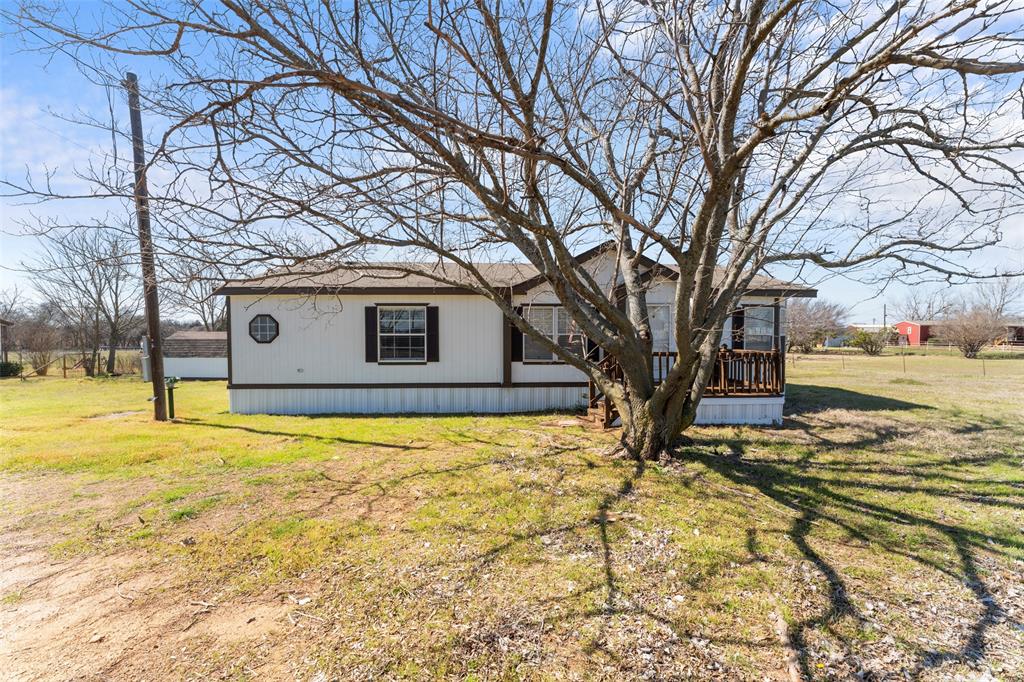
(930, 307), (1005, 359)
(27, 351), (53, 375)
(849, 329), (890, 356)
(0, 361), (24, 377)
(115, 352), (142, 375)
(19, 315), (61, 376)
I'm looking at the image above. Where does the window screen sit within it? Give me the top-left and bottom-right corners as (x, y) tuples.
(248, 314), (279, 343)
(647, 305), (672, 352)
(744, 306), (775, 350)
(521, 306), (585, 361)
(523, 306), (554, 361)
(378, 306), (427, 361)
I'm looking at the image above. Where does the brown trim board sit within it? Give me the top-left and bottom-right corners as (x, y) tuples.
(217, 282), (815, 299)
(215, 285), (480, 296)
(501, 289), (513, 386)
(228, 381), (589, 390)
(226, 296), (233, 385)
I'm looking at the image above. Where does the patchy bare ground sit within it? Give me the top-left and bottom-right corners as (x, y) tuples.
(1, 357), (1023, 680)
(0, 526), (299, 680)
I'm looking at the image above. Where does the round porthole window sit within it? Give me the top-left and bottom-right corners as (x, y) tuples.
(248, 314), (279, 343)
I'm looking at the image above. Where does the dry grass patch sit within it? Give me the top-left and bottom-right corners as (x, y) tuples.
(1, 357), (1022, 680)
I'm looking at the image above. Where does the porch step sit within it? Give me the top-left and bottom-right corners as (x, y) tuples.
(586, 405), (618, 429)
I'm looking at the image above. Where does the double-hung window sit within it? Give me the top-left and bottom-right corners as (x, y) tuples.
(647, 305), (672, 352)
(523, 306), (583, 362)
(743, 306), (775, 350)
(378, 306), (427, 362)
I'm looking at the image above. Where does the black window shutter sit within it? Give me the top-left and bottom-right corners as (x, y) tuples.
(510, 306), (523, 362)
(364, 306), (378, 362)
(426, 306), (439, 362)
(731, 308), (745, 350)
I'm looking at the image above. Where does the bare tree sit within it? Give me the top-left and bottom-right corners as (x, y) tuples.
(0, 285), (25, 321)
(933, 305), (1006, 358)
(892, 289), (951, 323)
(5, 0), (1024, 457)
(160, 247), (237, 330)
(932, 278), (1024, 355)
(974, 278), (1024, 319)
(28, 228), (143, 375)
(786, 299), (848, 353)
(18, 307), (63, 375)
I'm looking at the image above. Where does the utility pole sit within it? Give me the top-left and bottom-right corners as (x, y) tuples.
(124, 72), (167, 421)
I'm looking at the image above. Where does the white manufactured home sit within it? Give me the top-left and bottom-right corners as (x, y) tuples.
(163, 331), (229, 379)
(216, 245), (815, 425)
(142, 331), (229, 381)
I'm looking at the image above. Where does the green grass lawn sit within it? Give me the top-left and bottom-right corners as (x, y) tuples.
(1, 355), (1021, 680)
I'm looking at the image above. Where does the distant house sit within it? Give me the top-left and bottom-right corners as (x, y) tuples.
(214, 243), (816, 425)
(0, 317), (12, 364)
(829, 323), (890, 347)
(894, 320), (941, 346)
(143, 330), (228, 380)
(823, 332), (851, 348)
(849, 323), (888, 333)
(998, 321), (1024, 346)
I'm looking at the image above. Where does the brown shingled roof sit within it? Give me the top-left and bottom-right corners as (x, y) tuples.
(215, 261), (538, 295)
(213, 246), (816, 298)
(163, 331), (227, 358)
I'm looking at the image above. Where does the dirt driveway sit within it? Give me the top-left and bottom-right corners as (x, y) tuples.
(0, 527), (311, 681)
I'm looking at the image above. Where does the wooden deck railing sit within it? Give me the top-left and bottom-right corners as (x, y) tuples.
(704, 350), (784, 396)
(587, 349), (783, 426)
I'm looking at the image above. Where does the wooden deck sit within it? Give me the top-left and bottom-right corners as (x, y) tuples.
(587, 350), (784, 428)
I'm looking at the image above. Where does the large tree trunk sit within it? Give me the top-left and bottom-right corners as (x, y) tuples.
(82, 352), (95, 377)
(105, 330), (119, 374)
(614, 344), (720, 461)
(618, 388), (695, 461)
(87, 312), (101, 377)
(622, 399), (671, 460)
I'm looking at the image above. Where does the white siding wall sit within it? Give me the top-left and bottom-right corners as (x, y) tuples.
(695, 397), (784, 425)
(511, 362), (585, 383)
(230, 388), (782, 423)
(165, 357), (228, 379)
(230, 293), (504, 384)
(605, 397), (784, 426)
(230, 386), (586, 415)
(226, 251), (792, 419)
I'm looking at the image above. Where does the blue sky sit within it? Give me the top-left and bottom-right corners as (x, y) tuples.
(2, 8), (1022, 323)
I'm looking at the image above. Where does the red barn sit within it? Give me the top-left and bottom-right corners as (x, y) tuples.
(895, 320), (940, 346)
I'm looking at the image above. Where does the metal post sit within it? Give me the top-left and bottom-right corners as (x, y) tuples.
(124, 73), (167, 421)
(167, 384), (175, 419)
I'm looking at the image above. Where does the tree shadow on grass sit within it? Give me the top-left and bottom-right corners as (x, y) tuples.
(415, 426), (1021, 677)
(785, 384), (933, 414)
(213, 407), (1019, 677)
(176, 417), (426, 450)
(685, 445), (1022, 679)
